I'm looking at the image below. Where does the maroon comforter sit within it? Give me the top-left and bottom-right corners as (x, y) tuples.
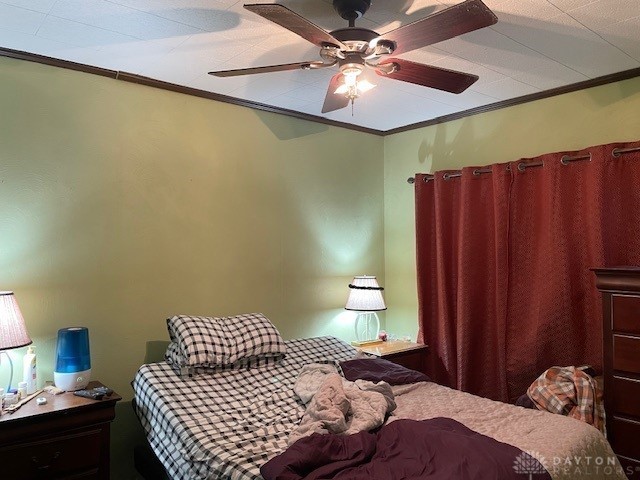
(261, 417), (550, 480)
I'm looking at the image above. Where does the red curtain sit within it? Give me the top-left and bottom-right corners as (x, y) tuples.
(416, 140), (640, 402)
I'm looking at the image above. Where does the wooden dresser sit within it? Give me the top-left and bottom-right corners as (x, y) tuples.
(594, 267), (640, 476)
(0, 381), (120, 479)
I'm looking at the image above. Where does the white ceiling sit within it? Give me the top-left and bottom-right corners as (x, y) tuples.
(1, 0), (639, 132)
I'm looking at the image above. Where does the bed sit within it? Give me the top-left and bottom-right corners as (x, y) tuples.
(133, 336), (356, 479)
(133, 320), (625, 480)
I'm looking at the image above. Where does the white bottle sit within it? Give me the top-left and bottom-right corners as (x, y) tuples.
(17, 381), (27, 399)
(23, 346), (37, 394)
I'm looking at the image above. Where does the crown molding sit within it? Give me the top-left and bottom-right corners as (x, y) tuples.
(2, 46), (640, 137)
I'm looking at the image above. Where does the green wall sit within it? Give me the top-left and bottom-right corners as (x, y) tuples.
(0, 56), (384, 478)
(383, 76), (640, 338)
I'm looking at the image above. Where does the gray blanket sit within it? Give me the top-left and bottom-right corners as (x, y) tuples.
(288, 363), (396, 445)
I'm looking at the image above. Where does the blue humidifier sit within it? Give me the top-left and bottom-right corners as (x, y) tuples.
(54, 327), (91, 391)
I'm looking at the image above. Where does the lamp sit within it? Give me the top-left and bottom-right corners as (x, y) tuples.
(0, 291), (32, 391)
(334, 68), (376, 98)
(334, 64), (376, 112)
(345, 276), (386, 344)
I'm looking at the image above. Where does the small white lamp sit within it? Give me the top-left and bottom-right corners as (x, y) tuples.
(345, 276), (386, 345)
(0, 291), (32, 391)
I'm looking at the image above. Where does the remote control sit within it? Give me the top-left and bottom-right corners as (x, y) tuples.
(93, 386), (113, 396)
(73, 388), (105, 400)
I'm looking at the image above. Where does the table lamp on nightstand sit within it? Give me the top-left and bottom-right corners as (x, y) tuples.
(0, 291), (32, 392)
(345, 276), (386, 346)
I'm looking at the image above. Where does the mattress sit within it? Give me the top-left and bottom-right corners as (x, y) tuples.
(132, 336), (356, 480)
(134, 336), (624, 480)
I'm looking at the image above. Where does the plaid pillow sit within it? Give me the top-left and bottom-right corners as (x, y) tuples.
(164, 341), (287, 377)
(223, 313), (287, 364)
(167, 315), (234, 367)
(164, 341), (181, 365)
(166, 313), (286, 371)
(164, 341), (192, 376)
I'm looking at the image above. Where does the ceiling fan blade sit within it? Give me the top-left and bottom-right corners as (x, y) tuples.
(376, 59), (478, 94)
(377, 0), (497, 56)
(322, 74), (350, 113)
(245, 4), (346, 50)
(209, 61), (325, 77)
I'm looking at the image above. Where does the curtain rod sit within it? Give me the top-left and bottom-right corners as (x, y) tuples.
(406, 145), (640, 184)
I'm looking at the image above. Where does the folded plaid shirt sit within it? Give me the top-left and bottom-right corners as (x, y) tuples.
(527, 366), (605, 434)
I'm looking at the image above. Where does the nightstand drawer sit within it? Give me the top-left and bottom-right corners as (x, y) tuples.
(612, 376), (640, 418)
(613, 335), (640, 374)
(0, 427), (102, 479)
(612, 295), (640, 334)
(610, 417), (640, 460)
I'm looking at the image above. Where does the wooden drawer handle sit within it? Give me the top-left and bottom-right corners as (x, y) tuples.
(31, 451), (61, 471)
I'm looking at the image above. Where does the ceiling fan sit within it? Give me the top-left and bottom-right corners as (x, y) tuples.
(209, 0), (498, 114)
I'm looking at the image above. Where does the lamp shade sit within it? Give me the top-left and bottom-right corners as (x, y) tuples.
(345, 276), (386, 312)
(0, 291), (32, 351)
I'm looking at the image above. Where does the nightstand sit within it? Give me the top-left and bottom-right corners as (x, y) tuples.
(0, 381), (121, 479)
(358, 341), (429, 375)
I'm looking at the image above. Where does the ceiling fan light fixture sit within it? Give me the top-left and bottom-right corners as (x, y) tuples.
(334, 83), (350, 95)
(335, 66), (363, 96)
(342, 67), (361, 85)
(357, 79), (376, 93)
(334, 75), (375, 97)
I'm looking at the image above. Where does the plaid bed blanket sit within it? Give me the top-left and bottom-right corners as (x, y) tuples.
(527, 366), (605, 433)
(133, 336), (357, 480)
